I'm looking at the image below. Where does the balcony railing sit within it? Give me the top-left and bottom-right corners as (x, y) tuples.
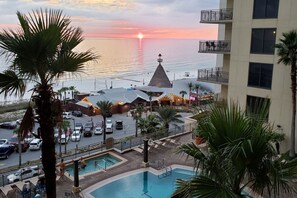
(197, 67), (229, 85)
(198, 40), (231, 54)
(200, 9), (233, 23)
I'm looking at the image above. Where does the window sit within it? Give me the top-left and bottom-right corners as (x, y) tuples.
(253, 0), (279, 19)
(248, 63), (273, 89)
(246, 95), (270, 120)
(251, 28), (276, 54)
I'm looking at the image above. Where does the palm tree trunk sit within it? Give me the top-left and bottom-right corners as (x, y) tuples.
(36, 85), (57, 198)
(18, 135), (22, 167)
(290, 63), (296, 158)
(103, 117), (106, 144)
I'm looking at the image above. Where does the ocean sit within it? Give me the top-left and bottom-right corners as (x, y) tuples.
(0, 38), (217, 103)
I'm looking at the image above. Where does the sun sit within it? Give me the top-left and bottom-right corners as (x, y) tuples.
(137, 33), (144, 39)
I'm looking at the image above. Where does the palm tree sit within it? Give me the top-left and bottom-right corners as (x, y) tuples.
(275, 30), (297, 158)
(69, 86), (76, 100)
(194, 83), (200, 106)
(172, 102), (297, 198)
(0, 9), (97, 198)
(96, 101), (113, 143)
(146, 91), (154, 112)
(155, 106), (183, 130)
(179, 90), (187, 106)
(134, 105), (144, 137)
(138, 114), (159, 134)
(188, 82), (193, 106)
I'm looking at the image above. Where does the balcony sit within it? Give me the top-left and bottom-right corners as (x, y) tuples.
(197, 67), (229, 85)
(198, 40), (231, 54)
(200, 9), (233, 24)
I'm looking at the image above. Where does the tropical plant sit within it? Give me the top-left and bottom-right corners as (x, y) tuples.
(275, 30), (297, 158)
(138, 114), (159, 134)
(179, 90), (187, 106)
(187, 82), (193, 106)
(155, 106), (183, 130)
(147, 91), (154, 112)
(68, 86), (76, 100)
(172, 102), (297, 198)
(133, 105), (144, 137)
(194, 83), (200, 106)
(0, 9), (97, 198)
(96, 101), (113, 143)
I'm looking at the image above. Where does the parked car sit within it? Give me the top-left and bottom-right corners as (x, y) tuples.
(0, 139), (9, 146)
(8, 135), (28, 152)
(83, 127), (93, 137)
(106, 120), (113, 134)
(24, 133), (35, 143)
(0, 144), (15, 159)
(0, 122), (17, 129)
(62, 112), (71, 119)
(75, 123), (83, 133)
(115, 120), (123, 130)
(94, 126), (103, 135)
(72, 110), (83, 117)
(58, 134), (69, 144)
(85, 121), (94, 130)
(71, 130), (81, 141)
(29, 139), (43, 151)
(7, 166), (39, 183)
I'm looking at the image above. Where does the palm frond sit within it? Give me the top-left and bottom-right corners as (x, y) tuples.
(0, 70), (26, 97)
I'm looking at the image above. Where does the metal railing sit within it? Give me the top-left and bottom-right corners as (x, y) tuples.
(197, 67), (229, 85)
(200, 8), (233, 23)
(199, 40), (231, 54)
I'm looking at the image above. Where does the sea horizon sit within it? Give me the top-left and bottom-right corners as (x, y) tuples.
(0, 37), (217, 104)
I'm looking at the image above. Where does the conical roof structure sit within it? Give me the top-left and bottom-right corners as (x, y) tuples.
(148, 54), (172, 88)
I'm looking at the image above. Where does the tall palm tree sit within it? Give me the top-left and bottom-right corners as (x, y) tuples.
(138, 114), (159, 134)
(146, 91), (154, 112)
(0, 9), (97, 198)
(172, 102), (297, 198)
(188, 82), (193, 106)
(134, 105), (144, 137)
(69, 86), (76, 100)
(194, 83), (200, 106)
(179, 90), (187, 106)
(155, 106), (183, 130)
(96, 101), (113, 143)
(275, 30), (297, 158)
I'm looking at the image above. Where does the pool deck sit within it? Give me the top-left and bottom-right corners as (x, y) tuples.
(56, 132), (195, 198)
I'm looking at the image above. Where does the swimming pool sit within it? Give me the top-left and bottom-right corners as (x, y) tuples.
(86, 167), (194, 198)
(66, 153), (123, 176)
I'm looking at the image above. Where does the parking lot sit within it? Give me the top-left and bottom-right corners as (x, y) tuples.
(0, 111), (192, 170)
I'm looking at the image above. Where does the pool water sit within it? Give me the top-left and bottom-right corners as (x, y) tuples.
(90, 168), (194, 198)
(66, 154), (122, 176)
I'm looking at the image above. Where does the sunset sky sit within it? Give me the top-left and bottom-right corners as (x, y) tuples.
(0, 0), (219, 39)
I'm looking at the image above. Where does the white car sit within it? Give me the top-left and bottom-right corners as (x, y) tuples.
(58, 134), (69, 144)
(106, 120), (113, 133)
(0, 139), (9, 146)
(94, 126), (103, 135)
(7, 166), (39, 183)
(24, 133), (35, 143)
(29, 139), (43, 150)
(62, 112), (71, 119)
(71, 130), (81, 141)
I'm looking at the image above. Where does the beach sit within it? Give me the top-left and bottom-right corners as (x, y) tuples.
(0, 38), (217, 103)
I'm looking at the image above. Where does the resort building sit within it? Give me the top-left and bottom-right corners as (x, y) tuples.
(198, 0), (297, 152)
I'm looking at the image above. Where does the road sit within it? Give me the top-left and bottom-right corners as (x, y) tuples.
(0, 112), (192, 170)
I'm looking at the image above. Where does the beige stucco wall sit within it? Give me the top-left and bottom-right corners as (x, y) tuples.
(225, 0), (297, 152)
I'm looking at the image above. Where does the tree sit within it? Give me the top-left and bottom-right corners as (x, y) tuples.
(96, 101), (113, 144)
(0, 9), (97, 198)
(194, 83), (200, 106)
(155, 106), (183, 130)
(133, 105), (144, 137)
(188, 82), (193, 105)
(275, 30), (297, 158)
(179, 90), (187, 106)
(138, 114), (159, 134)
(68, 86), (76, 100)
(172, 102), (297, 198)
(146, 91), (154, 112)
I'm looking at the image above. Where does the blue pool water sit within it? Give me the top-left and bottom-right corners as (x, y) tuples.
(66, 154), (122, 176)
(90, 168), (194, 198)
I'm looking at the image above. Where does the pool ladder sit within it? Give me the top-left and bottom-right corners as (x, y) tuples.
(158, 166), (172, 179)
